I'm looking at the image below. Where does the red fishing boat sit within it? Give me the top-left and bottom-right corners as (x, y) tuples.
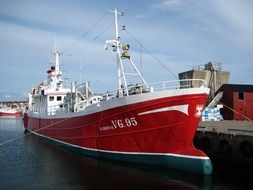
(23, 9), (212, 175)
(0, 107), (22, 117)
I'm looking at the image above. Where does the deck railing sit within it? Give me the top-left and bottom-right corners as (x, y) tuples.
(29, 79), (207, 116)
(102, 79), (207, 99)
(148, 79), (207, 91)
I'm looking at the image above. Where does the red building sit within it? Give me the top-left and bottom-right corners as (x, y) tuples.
(218, 84), (253, 120)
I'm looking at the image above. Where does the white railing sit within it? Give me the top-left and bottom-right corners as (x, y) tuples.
(101, 79), (207, 98)
(147, 79), (207, 91)
(29, 79), (207, 115)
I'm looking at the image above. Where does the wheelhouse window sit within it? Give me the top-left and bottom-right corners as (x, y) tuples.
(49, 96), (54, 101)
(238, 92), (244, 100)
(57, 96), (62, 101)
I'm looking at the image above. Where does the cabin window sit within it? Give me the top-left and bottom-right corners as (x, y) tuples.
(57, 96), (62, 101)
(49, 96), (54, 101)
(238, 92), (244, 100)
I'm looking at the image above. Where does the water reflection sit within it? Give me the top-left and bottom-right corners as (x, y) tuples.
(1, 118), (252, 190)
(22, 134), (212, 190)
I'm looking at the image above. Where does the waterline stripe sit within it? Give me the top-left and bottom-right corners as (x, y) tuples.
(28, 129), (209, 160)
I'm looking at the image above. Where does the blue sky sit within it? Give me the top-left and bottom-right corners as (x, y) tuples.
(0, 0), (253, 101)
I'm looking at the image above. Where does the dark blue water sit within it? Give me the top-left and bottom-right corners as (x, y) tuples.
(0, 118), (252, 190)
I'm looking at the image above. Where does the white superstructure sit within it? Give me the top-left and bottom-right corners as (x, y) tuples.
(28, 45), (71, 115)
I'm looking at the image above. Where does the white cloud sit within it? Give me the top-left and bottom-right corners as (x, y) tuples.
(153, 0), (185, 10)
(0, 0), (252, 98)
(0, 19), (116, 93)
(4, 94), (11, 98)
(212, 0), (253, 49)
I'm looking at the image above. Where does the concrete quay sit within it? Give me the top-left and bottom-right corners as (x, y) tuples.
(194, 120), (253, 164)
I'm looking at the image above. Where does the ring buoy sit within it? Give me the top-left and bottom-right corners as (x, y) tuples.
(218, 139), (231, 155)
(240, 141), (253, 157)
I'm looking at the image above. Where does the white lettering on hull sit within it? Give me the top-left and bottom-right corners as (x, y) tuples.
(99, 125), (115, 131)
(100, 117), (138, 131)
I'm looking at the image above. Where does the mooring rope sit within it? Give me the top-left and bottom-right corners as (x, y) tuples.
(219, 102), (252, 121)
(0, 116), (71, 147)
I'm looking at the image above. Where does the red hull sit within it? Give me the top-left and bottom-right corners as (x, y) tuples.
(24, 93), (207, 157)
(24, 89), (213, 174)
(0, 111), (22, 117)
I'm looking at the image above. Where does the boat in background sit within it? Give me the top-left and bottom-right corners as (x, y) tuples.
(23, 9), (212, 175)
(0, 106), (22, 117)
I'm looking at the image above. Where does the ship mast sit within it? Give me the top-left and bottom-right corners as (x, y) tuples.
(47, 41), (63, 90)
(114, 9), (128, 97)
(105, 9), (148, 97)
(105, 9), (128, 97)
(53, 41), (60, 77)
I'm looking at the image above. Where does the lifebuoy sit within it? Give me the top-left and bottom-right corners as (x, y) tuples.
(240, 141), (253, 157)
(218, 139), (231, 155)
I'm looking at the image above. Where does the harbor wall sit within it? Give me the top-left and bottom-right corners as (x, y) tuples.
(194, 121), (253, 164)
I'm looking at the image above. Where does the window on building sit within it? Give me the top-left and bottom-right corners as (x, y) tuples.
(57, 96), (62, 101)
(49, 96), (54, 101)
(238, 92), (244, 100)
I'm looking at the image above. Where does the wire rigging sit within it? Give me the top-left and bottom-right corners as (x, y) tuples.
(63, 11), (178, 80)
(124, 29), (178, 79)
(68, 21), (114, 55)
(64, 11), (108, 52)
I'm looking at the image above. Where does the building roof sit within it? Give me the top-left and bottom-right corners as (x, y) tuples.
(219, 84), (253, 92)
